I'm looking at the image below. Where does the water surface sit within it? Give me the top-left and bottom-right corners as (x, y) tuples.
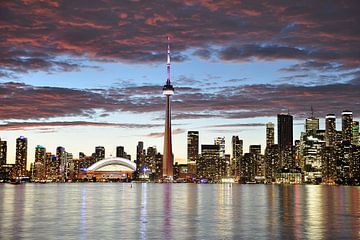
(0, 183), (359, 239)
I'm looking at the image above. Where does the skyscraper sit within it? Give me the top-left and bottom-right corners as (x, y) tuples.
(95, 146), (105, 161)
(231, 136), (243, 177)
(266, 122), (275, 147)
(136, 141), (145, 174)
(214, 137), (227, 178)
(57, 146), (66, 178)
(15, 136), (27, 177)
(352, 121), (359, 145)
(342, 111), (353, 142)
(187, 131), (199, 163)
(305, 107), (319, 135)
(116, 146), (125, 158)
(305, 118), (319, 135)
(0, 139), (7, 167)
(325, 114), (336, 146)
(162, 37), (175, 179)
(232, 136), (243, 160)
(278, 114), (294, 168)
(198, 144), (220, 181)
(249, 145), (261, 155)
(277, 114), (293, 150)
(34, 145), (46, 180)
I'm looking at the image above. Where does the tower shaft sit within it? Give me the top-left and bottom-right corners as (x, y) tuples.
(163, 95), (173, 178)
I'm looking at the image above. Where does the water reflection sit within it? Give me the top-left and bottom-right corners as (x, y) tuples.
(0, 184), (359, 239)
(80, 186), (86, 240)
(163, 184), (172, 240)
(139, 183), (147, 240)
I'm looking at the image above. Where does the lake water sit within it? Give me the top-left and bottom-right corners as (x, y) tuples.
(0, 183), (359, 239)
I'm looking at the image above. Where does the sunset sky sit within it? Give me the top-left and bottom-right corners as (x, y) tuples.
(0, 1), (359, 166)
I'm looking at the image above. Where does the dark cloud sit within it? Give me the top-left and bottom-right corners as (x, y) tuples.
(206, 123), (265, 128)
(0, 82), (117, 119)
(146, 128), (186, 138)
(0, 0), (358, 77)
(0, 80), (360, 122)
(0, 121), (162, 131)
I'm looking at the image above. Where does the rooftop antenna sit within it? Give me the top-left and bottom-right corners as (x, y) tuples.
(310, 105), (314, 118)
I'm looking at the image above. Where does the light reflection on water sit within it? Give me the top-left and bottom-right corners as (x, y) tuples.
(0, 183), (359, 239)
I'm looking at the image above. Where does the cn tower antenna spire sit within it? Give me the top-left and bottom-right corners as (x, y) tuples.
(166, 36), (171, 85)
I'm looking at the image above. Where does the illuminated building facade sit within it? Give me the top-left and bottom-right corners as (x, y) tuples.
(34, 145), (46, 180)
(0, 139), (7, 167)
(187, 131), (199, 176)
(306, 118), (319, 135)
(15, 136), (27, 177)
(187, 131), (199, 163)
(197, 144), (220, 181)
(232, 136), (243, 177)
(352, 121), (359, 146)
(325, 114), (336, 146)
(214, 137), (227, 177)
(266, 122), (274, 147)
(342, 111), (353, 142)
(265, 144), (280, 182)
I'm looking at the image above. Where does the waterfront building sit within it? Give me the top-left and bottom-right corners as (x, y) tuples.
(95, 146), (105, 162)
(34, 145), (46, 180)
(47, 154), (58, 180)
(275, 169), (302, 184)
(306, 118), (319, 135)
(0, 164), (14, 181)
(144, 146), (157, 179)
(57, 146), (67, 179)
(265, 144), (280, 183)
(342, 111), (353, 142)
(116, 146), (125, 158)
(352, 121), (359, 146)
(187, 131), (199, 163)
(322, 146), (337, 184)
(0, 139), (7, 167)
(116, 146), (130, 160)
(278, 114), (294, 168)
(300, 133), (325, 173)
(294, 140), (302, 168)
(231, 136), (243, 177)
(266, 122), (275, 147)
(214, 137), (227, 178)
(325, 114), (336, 146)
(335, 141), (352, 184)
(240, 153), (256, 183)
(15, 136), (27, 177)
(278, 114), (293, 150)
(136, 141), (145, 175)
(187, 131), (199, 176)
(197, 144), (220, 181)
(83, 157), (136, 181)
(249, 145), (264, 180)
(351, 145), (360, 183)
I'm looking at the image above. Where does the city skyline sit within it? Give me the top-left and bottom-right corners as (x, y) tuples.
(1, 109), (359, 170)
(0, 1), (359, 165)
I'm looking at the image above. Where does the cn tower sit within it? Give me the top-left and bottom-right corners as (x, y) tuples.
(162, 37), (174, 179)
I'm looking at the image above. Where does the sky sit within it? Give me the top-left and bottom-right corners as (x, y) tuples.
(0, 0), (359, 166)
